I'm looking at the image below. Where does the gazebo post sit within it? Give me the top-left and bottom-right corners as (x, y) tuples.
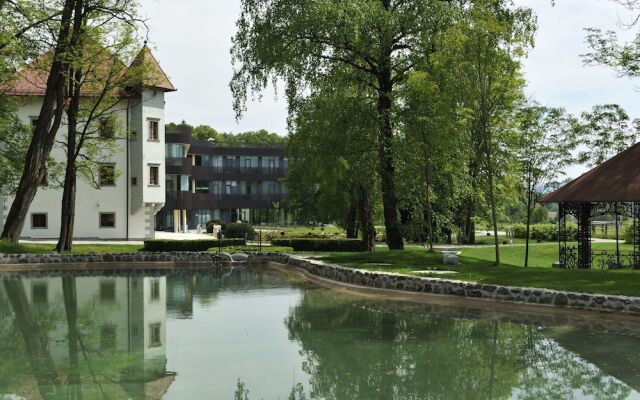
(615, 202), (620, 267)
(577, 203), (592, 269)
(635, 202), (640, 269)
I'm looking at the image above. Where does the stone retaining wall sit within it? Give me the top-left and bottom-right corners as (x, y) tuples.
(0, 251), (223, 265)
(252, 253), (640, 316)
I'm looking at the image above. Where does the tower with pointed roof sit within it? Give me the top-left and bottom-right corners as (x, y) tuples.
(0, 45), (176, 240)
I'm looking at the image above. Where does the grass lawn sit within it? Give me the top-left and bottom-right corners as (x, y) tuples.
(319, 247), (640, 297)
(0, 240), (144, 254)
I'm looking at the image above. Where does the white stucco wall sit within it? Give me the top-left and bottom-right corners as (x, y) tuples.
(0, 90), (167, 240)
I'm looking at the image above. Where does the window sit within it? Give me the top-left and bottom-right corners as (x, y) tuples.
(148, 120), (159, 140)
(100, 280), (116, 302)
(32, 282), (48, 304)
(30, 118), (38, 132)
(31, 213), (47, 229)
(245, 158), (252, 169)
(150, 279), (160, 301)
(195, 180), (209, 194)
(149, 322), (162, 347)
(100, 325), (117, 350)
(99, 117), (115, 139)
(99, 165), (115, 186)
(131, 177), (137, 186)
(149, 166), (159, 186)
(130, 130), (137, 141)
(268, 159), (276, 171)
(99, 212), (116, 228)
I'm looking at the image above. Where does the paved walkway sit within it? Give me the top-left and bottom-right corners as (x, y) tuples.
(20, 231), (213, 246)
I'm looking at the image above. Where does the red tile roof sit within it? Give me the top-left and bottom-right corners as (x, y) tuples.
(540, 142), (640, 203)
(2, 45), (176, 96)
(130, 45), (177, 92)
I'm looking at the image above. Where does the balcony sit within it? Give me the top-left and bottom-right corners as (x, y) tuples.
(165, 191), (287, 210)
(166, 158), (192, 175)
(185, 164), (287, 180)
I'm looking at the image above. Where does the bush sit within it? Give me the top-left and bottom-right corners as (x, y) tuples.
(224, 222), (257, 240)
(206, 219), (226, 234)
(624, 220), (635, 244)
(143, 239), (245, 252)
(271, 238), (365, 252)
(510, 223), (577, 241)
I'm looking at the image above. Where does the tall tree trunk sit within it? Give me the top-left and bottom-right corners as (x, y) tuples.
(524, 198), (532, 268)
(358, 185), (376, 251)
(4, 280), (61, 399)
(56, 64), (82, 252)
(1, 0), (77, 243)
(62, 276), (82, 398)
(345, 197), (358, 239)
(487, 153), (500, 266)
(425, 164), (434, 251)
(376, 65), (403, 250)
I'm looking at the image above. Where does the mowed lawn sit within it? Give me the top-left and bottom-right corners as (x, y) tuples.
(321, 245), (640, 297)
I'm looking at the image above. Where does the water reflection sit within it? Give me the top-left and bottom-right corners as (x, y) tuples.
(0, 276), (170, 399)
(0, 266), (639, 399)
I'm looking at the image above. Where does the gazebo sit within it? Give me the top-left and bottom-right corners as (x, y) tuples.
(540, 143), (640, 269)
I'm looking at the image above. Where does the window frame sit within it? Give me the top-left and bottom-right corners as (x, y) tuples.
(149, 322), (162, 348)
(99, 164), (116, 187)
(99, 212), (116, 229)
(149, 165), (160, 186)
(31, 213), (48, 229)
(148, 119), (160, 141)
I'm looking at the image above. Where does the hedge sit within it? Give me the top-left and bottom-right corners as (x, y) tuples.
(271, 238), (365, 252)
(224, 222), (257, 240)
(143, 239), (246, 252)
(509, 223), (577, 241)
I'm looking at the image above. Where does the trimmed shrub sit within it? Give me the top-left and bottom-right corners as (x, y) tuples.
(206, 219), (226, 234)
(510, 223), (577, 241)
(224, 222), (257, 240)
(143, 239), (245, 252)
(271, 238), (365, 252)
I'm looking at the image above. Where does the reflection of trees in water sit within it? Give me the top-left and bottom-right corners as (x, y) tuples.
(517, 328), (632, 400)
(286, 290), (640, 400)
(286, 290), (525, 400)
(0, 277), (167, 400)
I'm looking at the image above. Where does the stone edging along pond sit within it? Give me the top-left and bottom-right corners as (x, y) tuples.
(2, 251), (640, 316)
(0, 252), (226, 265)
(250, 253), (640, 316)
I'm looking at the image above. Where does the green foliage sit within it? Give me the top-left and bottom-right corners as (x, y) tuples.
(573, 104), (638, 167)
(0, 98), (30, 195)
(509, 223), (576, 241)
(143, 239), (245, 252)
(624, 220), (635, 244)
(206, 219), (226, 234)
(223, 222), (257, 240)
(271, 238), (364, 252)
(193, 124), (221, 141)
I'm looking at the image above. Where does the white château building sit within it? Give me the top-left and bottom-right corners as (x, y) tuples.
(0, 46), (175, 240)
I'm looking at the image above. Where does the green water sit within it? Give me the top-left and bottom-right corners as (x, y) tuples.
(0, 264), (640, 400)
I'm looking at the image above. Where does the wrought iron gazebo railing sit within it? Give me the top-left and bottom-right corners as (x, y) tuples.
(560, 247), (640, 270)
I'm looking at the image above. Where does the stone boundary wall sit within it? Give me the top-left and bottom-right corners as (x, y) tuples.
(0, 252), (224, 265)
(251, 253), (640, 316)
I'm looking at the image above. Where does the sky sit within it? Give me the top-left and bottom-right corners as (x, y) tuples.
(139, 0), (640, 174)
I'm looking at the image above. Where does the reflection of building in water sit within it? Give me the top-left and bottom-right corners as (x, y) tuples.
(167, 276), (195, 319)
(9, 276), (172, 399)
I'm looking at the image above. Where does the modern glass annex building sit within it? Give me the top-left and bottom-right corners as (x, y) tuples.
(156, 126), (292, 231)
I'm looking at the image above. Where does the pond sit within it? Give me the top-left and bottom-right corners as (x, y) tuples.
(1, 263), (640, 399)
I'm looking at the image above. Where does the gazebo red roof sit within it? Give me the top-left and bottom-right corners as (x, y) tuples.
(540, 142), (640, 203)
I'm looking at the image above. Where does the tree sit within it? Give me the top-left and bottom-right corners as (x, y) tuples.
(287, 74), (379, 250)
(1, 0), (79, 243)
(0, 101), (30, 195)
(574, 104), (638, 167)
(193, 124), (221, 141)
(231, 0), (461, 250)
(515, 104), (574, 267)
(433, 0), (535, 264)
(55, 0), (146, 252)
